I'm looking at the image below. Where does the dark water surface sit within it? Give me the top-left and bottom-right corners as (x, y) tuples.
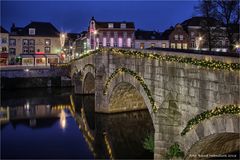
(1, 88), (154, 159)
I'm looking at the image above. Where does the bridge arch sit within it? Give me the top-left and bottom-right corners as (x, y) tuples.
(104, 67), (157, 122)
(181, 114), (239, 159)
(82, 64), (95, 94)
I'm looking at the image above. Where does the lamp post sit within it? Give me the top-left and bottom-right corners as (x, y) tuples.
(196, 36), (203, 50)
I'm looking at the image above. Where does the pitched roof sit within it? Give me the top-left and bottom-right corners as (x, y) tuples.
(181, 16), (222, 27)
(135, 29), (161, 40)
(160, 26), (174, 40)
(0, 26), (9, 33)
(95, 21), (135, 29)
(11, 22), (60, 37)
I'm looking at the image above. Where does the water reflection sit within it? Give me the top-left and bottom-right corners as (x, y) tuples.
(1, 88), (154, 159)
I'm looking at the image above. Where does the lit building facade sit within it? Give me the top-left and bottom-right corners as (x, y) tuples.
(88, 17), (135, 50)
(9, 22), (61, 56)
(0, 26), (9, 53)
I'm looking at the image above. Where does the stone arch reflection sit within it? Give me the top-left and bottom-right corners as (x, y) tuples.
(83, 72), (95, 94)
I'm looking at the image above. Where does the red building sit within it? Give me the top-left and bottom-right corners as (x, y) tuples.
(88, 17), (135, 50)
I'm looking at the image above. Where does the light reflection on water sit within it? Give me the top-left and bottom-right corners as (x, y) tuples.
(1, 88), (154, 159)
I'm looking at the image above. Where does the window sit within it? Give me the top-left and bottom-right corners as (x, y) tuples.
(191, 40), (195, 48)
(9, 39), (16, 46)
(171, 43), (175, 48)
(9, 48), (16, 55)
(121, 23), (126, 28)
(183, 43), (188, 49)
(29, 39), (35, 46)
(23, 39), (29, 46)
(45, 39), (51, 46)
(162, 43), (166, 48)
(45, 47), (51, 53)
(177, 43), (181, 49)
(151, 43), (155, 48)
(108, 23), (114, 28)
(107, 43), (110, 47)
(29, 28), (35, 35)
(118, 38), (123, 47)
(174, 35), (178, 40)
(127, 38), (131, 47)
(1, 38), (7, 44)
(110, 38), (114, 47)
(180, 35), (183, 41)
(2, 47), (7, 52)
(123, 32), (127, 38)
(23, 47), (29, 53)
(29, 47), (35, 53)
(114, 43), (118, 47)
(103, 37), (106, 47)
(140, 43), (144, 49)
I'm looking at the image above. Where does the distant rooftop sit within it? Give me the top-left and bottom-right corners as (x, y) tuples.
(10, 21), (60, 37)
(135, 29), (161, 40)
(0, 26), (9, 33)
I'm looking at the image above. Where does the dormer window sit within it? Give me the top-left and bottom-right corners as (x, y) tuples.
(174, 35), (178, 40)
(120, 23), (126, 28)
(108, 23), (114, 28)
(29, 28), (35, 35)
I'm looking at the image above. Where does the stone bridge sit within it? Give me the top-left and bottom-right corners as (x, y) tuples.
(70, 48), (240, 159)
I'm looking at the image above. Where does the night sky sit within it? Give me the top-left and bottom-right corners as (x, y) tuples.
(1, 0), (199, 33)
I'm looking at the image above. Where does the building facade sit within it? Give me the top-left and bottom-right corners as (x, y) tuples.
(0, 26), (9, 53)
(135, 29), (169, 49)
(9, 22), (61, 56)
(88, 17), (135, 50)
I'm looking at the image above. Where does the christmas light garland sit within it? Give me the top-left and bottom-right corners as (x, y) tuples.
(181, 104), (240, 136)
(70, 48), (240, 71)
(83, 64), (95, 71)
(103, 67), (158, 113)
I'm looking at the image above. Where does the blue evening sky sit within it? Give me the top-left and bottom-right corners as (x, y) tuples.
(1, 0), (200, 33)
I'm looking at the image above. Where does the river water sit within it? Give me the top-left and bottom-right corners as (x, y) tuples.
(1, 88), (154, 159)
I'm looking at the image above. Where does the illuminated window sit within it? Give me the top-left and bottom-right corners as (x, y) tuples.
(29, 28), (35, 35)
(108, 23), (114, 28)
(177, 43), (181, 49)
(118, 38), (123, 47)
(103, 37), (106, 47)
(183, 43), (188, 49)
(29, 47), (35, 53)
(140, 43), (144, 49)
(162, 43), (166, 48)
(23, 47), (29, 53)
(110, 38), (114, 47)
(127, 38), (131, 47)
(171, 43), (175, 48)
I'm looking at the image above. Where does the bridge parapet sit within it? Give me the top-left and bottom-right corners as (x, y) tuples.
(71, 48), (240, 159)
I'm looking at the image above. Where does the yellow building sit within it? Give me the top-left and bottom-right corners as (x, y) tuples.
(9, 22), (61, 56)
(0, 26), (9, 53)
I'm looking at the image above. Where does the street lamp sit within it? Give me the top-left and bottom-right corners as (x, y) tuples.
(196, 36), (203, 50)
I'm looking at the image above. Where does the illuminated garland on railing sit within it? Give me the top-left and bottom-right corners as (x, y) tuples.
(103, 67), (158, 113)
(83, 64), (96, 71)
(71, 48), (240, 71)
(181, 104), (240, 136)
(110, 48), (240, 71)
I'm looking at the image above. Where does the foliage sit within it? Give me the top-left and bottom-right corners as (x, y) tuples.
(181, 104), (240, 136)
(166, 143), (184, 159)
(143, 133), (154, 153)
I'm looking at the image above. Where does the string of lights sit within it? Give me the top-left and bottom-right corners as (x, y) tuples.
(181, 104), (240, 136)
(103, 67), (158, 113)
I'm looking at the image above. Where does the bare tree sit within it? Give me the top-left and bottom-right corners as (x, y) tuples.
(215, 0), (239, 51)
(195, 0), (219, 51)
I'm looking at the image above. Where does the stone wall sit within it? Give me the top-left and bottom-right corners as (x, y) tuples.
(71, 49), (240, 159)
